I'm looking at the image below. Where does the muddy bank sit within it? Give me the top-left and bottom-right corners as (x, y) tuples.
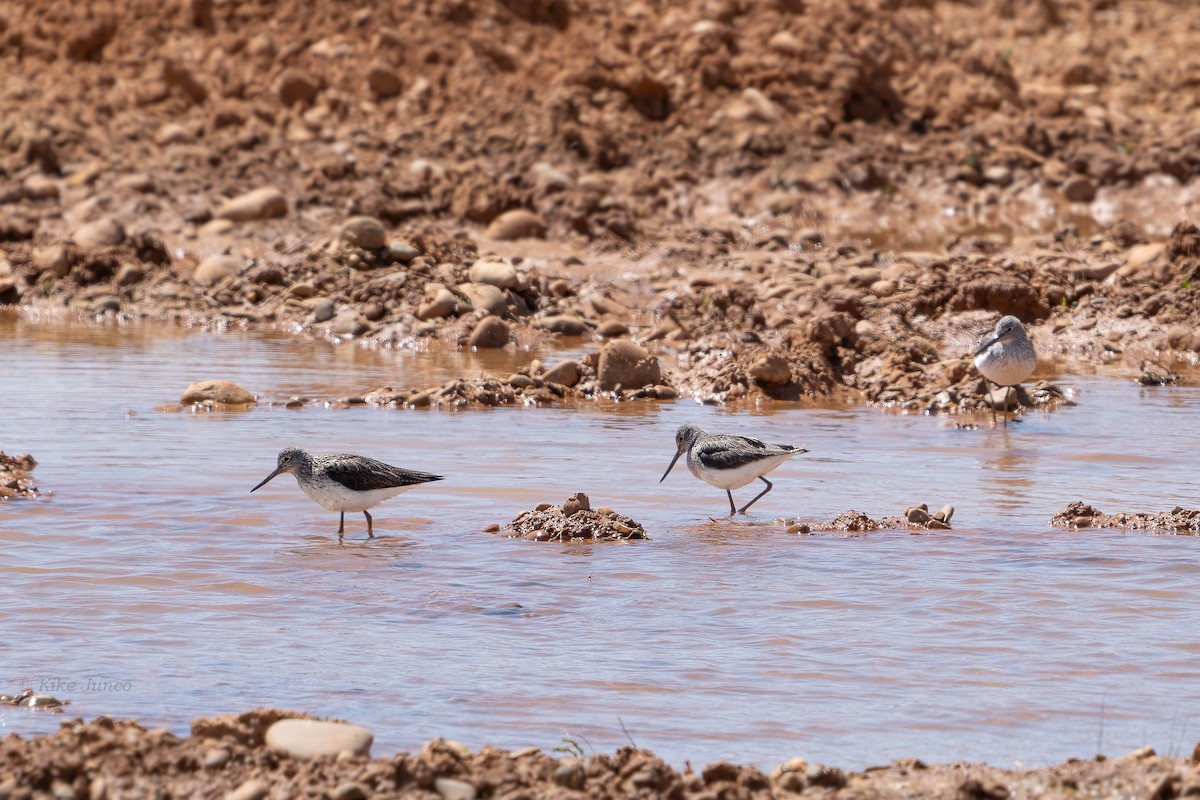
(1051, 502), (1200, 533)
(5, 0), (1200, 411)
(1, 709), (1197, 800)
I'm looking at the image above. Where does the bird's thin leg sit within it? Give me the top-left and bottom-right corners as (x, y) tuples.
(988, 380), (997, 425)
(337, 511), (345, 542)
(739, 476), (774, 514)
(364, 510), (374, 538)
(1002, 385), (1009, 428)
(727, 490), (737, 516)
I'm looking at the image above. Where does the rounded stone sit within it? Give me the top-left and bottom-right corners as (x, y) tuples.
(265, 719), (373, 760)
(193, 255), (243, 287)
(597, 339), (662, 391)
(1061, 175), (1096, 203)
(114, 264), (144, 287)
(541, 359), (582, 387)
(539, 315), (588, 335)
(330, 312), (368, 337)
(387, 240), (420, 261)
(181, 380), (255, 405)
(155, 123), (193, 146)
(31, 244), (71, 277)
(278, 70), (319, 106)
(460, 283), (507, 316)
(72, 217), (126, 249)
(307, 297), (335, 323)
(595, 320), (630, 338)
(485, 208), (546, 241)
(417, 289), (458, 320)
(338, 216), (387, 249)
(467, 257), (518, 289)
(469, 315), (510, 348)
(366, 64), (403, 99)
(215, 187), (287, 223)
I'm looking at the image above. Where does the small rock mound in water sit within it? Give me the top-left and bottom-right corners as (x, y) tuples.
(788, 503), (954, 534)
(501, 492), (648, 541)
(0, 451), (39, 499)
(1051, 501), (1200, 533)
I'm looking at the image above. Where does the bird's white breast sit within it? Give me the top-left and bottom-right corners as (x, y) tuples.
(974, 344), (1036, 387)
(686, 451), (799, 490)
(297, 477), (419, 512)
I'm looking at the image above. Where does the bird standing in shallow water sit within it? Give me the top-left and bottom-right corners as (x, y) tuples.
(973, 315), (1038, 427)
(660, 423), (807, 516)
(250, 446), (443, 541)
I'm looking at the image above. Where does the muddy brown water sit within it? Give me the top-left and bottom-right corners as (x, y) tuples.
(1, 312), (1198, 769)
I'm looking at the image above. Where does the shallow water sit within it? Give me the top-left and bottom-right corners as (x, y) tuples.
(1, 313), (1198, 770)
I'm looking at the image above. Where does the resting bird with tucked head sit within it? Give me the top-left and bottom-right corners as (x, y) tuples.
(973, 315), (1037, 427)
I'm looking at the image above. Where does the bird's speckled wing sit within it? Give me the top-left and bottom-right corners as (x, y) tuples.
(694, 436), (802, 470)
(322, 454), (443, 491)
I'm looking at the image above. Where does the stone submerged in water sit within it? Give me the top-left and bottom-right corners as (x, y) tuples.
(500, 493), (648, 541)
(181, 380), (256, 405)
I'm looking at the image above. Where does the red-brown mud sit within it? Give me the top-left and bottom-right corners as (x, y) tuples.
(3, 1), (1200, 413)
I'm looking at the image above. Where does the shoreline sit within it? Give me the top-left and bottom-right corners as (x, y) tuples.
(1, 708), (1196, 799)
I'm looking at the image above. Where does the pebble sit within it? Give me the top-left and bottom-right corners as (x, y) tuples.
(90, 295), (121, 314)
(541, 359), (582, 387)
(203, 747), (230, 768)
(595, 320), (630, 338)
(388, 240), (420, 261)
(264, 718), (373, 760)
(417, 288), (459, 320)
(339, 216), (387, 249)
(539, 314), (588, 335)
(367, 64), (403, 98)
(467, 257), (519, 289)
(278, 70), (319, 106)
(460, 282), (507, 315)
(181, 380), (255, 405)
(215, 187), (287, 222)
(23, 174), (60, 199)
(469, 316), (510, 348)
(332, 783), (368, 800)
(114, 263), (144, 287)
(330, 312), (367, 337)
(985, 386), (1018, 411)
(225, 778), (268, 800)
(905, 505), (932, 525)
(598, 339), (662, 391)
(114, 173), (156, 193)
(1060, 175), (1096, 202)
(31, 244), (71, 277)
(72, 217), (126, 249)
(307, 297), (336, 323)
(485, 208), (546, 240)
(155, 123), (193, 146)
(508, 374), (535, 389)
(193, 254), (243, 286)
(434, 777), (477, 800)
(562, 492), (591, 516)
